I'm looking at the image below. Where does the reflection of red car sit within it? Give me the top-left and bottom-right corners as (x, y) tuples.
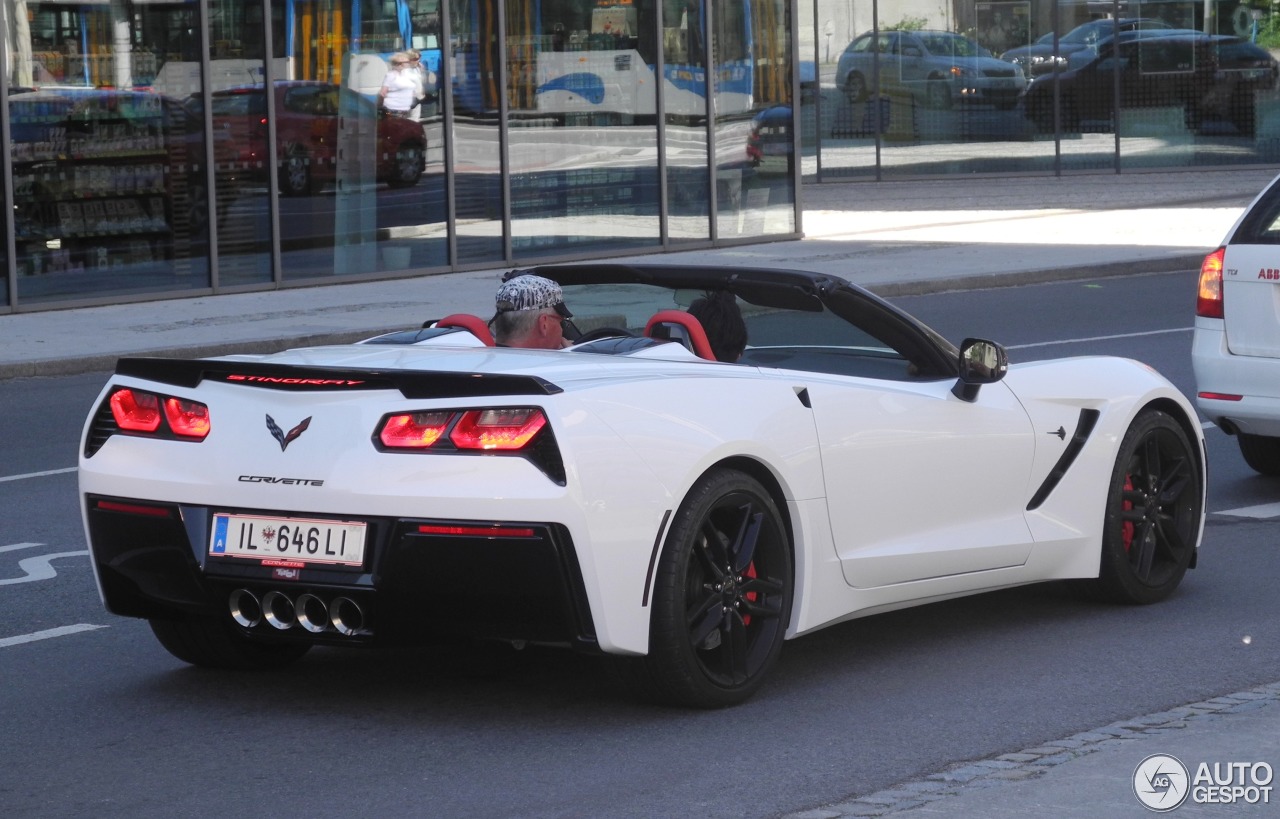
(197, 81), (425, 195)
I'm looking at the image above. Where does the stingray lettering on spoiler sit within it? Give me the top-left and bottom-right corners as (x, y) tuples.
(238, 475), (325, 486)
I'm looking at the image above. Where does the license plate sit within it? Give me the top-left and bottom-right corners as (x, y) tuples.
(210, 513), (366, 567)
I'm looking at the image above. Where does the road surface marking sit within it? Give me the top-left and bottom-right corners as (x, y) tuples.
(1008, 327), (1190, 350)
(0, 550), (90, 585)
(1213, 502), (1280, 519)
(0, 467), (76, 484)
(0, 624), (107, 648)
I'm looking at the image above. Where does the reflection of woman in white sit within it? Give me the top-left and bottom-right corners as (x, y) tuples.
(378, 52), (417, 118)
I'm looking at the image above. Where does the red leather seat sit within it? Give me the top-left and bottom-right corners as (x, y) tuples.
(644, 310), (716, 361)
(435, 314), (495, 346)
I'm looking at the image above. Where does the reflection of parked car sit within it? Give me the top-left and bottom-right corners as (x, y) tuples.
(1001, 18), (1173, 76)
(837, 30), (1026, 110)
(1021, 33), (1278, 135)
(195, 81), (425, 196)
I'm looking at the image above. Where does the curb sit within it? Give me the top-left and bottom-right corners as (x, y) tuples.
(782, 681), (1280, 818)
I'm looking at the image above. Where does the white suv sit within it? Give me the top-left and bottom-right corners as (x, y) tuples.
(1193, 173), (1280, 474)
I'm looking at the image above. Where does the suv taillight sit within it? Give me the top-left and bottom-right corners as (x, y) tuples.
(1197, 247), (1225, 319)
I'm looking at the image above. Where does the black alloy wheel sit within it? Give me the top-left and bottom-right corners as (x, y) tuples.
(1093, 410), (1202, 604)
(633, 468), (792, 708)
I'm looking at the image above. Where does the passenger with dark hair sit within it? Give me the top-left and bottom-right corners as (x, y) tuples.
(688, 290), (747, 362)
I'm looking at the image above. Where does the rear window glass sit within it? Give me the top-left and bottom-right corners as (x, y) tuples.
(1232, 180), (1280, 244)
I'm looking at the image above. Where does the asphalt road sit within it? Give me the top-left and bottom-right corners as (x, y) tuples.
(2, 270), (1278, 818)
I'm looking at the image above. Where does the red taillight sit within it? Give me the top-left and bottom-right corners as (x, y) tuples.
(1197, 247), (1225, 319)
(376, 407), (548, 452)
(107, 387), (209, 440)
(450, 408), (546, 451)
(164, 398), (211, 439)
(379, 411), (452, 449)
(110, 389), (162, 432)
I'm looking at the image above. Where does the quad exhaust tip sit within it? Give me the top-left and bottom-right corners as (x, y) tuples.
(228, 589), (366, 636)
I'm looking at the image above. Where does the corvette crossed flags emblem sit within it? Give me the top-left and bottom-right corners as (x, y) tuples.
(266, 414), (312, 452)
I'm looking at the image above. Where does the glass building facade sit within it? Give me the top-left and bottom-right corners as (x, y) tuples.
(800, 0), (1280, 179)
(2, 0), (1276, 312)
(0, 0), (799, 311)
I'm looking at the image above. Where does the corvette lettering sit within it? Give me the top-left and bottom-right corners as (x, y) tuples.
(226, 374), (366, 386)
(238, 476), (325, 486)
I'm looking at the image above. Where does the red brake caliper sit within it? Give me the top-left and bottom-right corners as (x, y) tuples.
(742, 562), (758, 626)
(1122, 475), (1135, 552)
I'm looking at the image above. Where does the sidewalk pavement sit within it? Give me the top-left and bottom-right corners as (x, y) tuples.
(6, 166), (1280, 818)
(3, 167), (1276, 380)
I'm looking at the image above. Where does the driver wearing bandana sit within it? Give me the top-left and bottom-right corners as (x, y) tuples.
(489, 274), (577, 349)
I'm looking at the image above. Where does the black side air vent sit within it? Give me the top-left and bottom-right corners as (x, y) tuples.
(1026, 409), (1101, 511)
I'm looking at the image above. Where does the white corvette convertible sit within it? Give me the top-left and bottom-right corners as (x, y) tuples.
(79, 264), (1206, 707)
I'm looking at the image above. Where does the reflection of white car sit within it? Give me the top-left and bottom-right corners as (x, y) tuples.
(81, 264), (1204, 708)
(837, 29), (1026, 109)
(1194, 172), (1280, 473)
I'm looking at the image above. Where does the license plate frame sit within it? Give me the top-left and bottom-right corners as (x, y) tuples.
(210, 513), (367, 567)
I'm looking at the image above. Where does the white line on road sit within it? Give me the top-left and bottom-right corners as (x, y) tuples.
(0, 624), (107, 648)
(1213, 502), (1280, 519)
(0, 467), (76, 484)
(1007, 327), (1191, 350)
(0, 542), (45, 554)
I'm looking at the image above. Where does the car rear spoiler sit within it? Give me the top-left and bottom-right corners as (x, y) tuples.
(112, 357), (563, 398)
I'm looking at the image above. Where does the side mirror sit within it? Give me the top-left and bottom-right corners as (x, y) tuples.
(952, 338), (1008, 401)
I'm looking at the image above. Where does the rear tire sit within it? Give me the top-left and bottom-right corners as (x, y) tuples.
(1090, 410), (1201, 604)
(149, 616), (311, 670)
(622, 468), (792, 708)
(1239, 432), (1280, 476)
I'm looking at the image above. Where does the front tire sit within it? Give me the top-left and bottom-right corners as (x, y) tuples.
(149, 616), (311, 670)
(1092, 410), (1202, 604)
(629, 468), (792, 708)
(387, 141), (425, 188)
(1238, 432), (1280, 476)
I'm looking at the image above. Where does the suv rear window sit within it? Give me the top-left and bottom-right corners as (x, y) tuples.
(1233, 181), (1280, 243)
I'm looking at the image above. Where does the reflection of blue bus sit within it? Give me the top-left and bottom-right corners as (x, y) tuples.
(452, 0), (783, 121)
(9, 0), (441, 99)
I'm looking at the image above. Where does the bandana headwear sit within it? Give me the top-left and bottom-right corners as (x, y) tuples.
(495, 275), (572, 317)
